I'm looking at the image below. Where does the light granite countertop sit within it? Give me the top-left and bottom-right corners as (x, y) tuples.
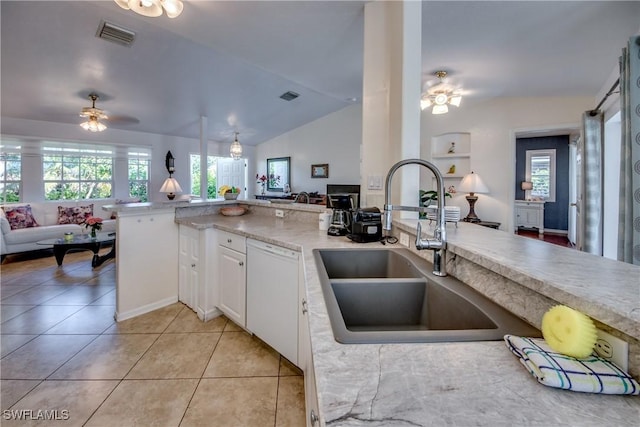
(177, 212), (640, 426)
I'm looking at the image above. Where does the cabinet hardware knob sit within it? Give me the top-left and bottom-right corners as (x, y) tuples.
(239, 261), (244, 266)
(227, 238), (232, 243)
(191, 264), (196, 268)
(310, 410), (319, 425)
(302, 299), (308, 314)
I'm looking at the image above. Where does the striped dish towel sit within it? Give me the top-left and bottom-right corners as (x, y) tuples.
(504, 335), (639, 395)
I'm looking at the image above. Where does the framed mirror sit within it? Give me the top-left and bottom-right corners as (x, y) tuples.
(266, 157), (290, 192)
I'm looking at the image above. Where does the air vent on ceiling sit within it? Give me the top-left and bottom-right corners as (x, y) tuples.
(279, 91), (300, 101)
(96, 20), (136, 47)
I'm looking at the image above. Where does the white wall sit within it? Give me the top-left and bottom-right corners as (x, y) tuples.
(254, 104), (361, 197)
(1, 117), (235, 202)
(420, 96), (594, 231)
(2, 96), (596, 226)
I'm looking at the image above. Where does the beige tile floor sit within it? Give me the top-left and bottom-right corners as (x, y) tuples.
(0, 250), (305, 426)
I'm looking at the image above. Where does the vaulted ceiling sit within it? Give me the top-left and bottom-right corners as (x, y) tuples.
(1, 1), (638, 146)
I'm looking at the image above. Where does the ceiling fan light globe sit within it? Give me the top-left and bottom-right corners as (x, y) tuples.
(432, 104), (448, 115)
(420, 98), (432, 110)
(162, 0), (183, 18)
(450, 95), (462, 107)
(434, 93), (448, 105)
(129, 0), (163, 17)
(114, 0), (131, 10)
(80, 116), (107, 132)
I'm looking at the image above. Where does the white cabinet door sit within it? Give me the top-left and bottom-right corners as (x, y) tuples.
(515, 201), (545, 234)
(178, 225), (199, 310)
(196, 228), (218, 321)
(218, 246), (246, 327)
(300, 295), (320, 427)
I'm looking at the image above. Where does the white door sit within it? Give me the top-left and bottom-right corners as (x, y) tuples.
(217, 158), (246, 195)
(568, 142), (578, 246)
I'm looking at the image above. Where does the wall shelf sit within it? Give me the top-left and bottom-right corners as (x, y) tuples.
(431, 133), (471, 185)
(432, 152), (471, 159)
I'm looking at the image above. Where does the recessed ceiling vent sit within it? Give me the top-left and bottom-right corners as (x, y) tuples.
(96, 20), (136, 47)
(279, 91), (300, 101)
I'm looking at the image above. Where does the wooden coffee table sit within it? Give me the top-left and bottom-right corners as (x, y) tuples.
(37, 232), (116, 267)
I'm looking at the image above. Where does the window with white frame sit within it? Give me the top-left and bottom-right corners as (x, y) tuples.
(128, 152), (150, 202)
(0, 145), (22, 203)
(190, 154), (219, 199)
(42, 147), (113, 200)
(525, 149), (556, 202)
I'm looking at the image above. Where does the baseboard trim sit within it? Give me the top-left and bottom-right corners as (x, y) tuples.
(543, 228), (568, 236)
(197, 307), (223, 322)
(115, 295), (178, 322)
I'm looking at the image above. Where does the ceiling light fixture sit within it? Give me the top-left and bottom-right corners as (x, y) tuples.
(230, 132), (243, 159)
(79, 94), (108, 132)
(114, 0), (184, 18)
(420, 71), (462, 115)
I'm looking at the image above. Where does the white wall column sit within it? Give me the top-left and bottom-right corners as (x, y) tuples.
(200, 116), (208, 199)
(361, 1), (422, 212)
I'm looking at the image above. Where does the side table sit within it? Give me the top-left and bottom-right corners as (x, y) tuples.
(476, 221), (501, 230)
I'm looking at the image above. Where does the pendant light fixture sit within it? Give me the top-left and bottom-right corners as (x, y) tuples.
(230, 132), (243, 159)
(114, 0), (184, 19)
(420, 71), (463, 115)
(79, 94), (108, 132)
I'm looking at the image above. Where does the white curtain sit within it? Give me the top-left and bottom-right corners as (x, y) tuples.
(618, 35), (640, 265)
(580, 111), (604, 255)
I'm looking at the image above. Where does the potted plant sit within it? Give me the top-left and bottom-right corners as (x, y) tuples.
(419, 189), (454, 220)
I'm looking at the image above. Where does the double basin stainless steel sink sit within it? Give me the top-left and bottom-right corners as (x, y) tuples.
(313, 248), (541, 344)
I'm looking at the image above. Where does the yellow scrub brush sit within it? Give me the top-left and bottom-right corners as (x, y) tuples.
(541, 305), (597, 358)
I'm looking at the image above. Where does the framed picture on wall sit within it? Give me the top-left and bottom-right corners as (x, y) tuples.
(311, 164), (329, 178)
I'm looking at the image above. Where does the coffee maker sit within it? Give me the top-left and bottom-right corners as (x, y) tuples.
(327, 194), (356, 236)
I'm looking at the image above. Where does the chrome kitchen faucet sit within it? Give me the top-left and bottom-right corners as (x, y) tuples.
(383, 159), (447, 276)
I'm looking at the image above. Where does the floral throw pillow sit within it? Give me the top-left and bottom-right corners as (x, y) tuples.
(57, 204), (94, 225)
(3, 205), (39, 230)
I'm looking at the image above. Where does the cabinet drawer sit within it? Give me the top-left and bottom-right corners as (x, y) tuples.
(218, 230), (246, 253)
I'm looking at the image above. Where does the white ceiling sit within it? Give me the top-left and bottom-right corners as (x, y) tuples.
(1, 1), (639, 146)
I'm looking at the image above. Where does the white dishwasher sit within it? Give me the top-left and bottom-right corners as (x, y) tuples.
(246, 239), (300, 365)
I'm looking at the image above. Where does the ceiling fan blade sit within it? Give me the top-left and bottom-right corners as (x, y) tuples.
(106, 114), (140, 125)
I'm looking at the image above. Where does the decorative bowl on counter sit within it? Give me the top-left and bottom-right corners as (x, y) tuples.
(220, 206), (247, 216)
(224, 193), (239, 200)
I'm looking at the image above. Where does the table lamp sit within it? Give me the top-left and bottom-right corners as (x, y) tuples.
(521, 181), (533, 200)
(160, 177), (182, 200)
(459, 171), (489, 223)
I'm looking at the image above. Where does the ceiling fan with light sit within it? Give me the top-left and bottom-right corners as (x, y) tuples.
(79, 94), (108, 132)
(114, 0), (184, 18)
(420, 71), (463, 115)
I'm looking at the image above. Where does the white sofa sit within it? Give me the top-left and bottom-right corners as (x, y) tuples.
(0, 200), (117, 258)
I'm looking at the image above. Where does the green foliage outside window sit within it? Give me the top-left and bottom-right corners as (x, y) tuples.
(43, 154), (112, 200)
(190, 154), (217, 199)
(0, 153), (21, 202)
(530, 156), (550, 199)
(128, 157), (149, 202)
